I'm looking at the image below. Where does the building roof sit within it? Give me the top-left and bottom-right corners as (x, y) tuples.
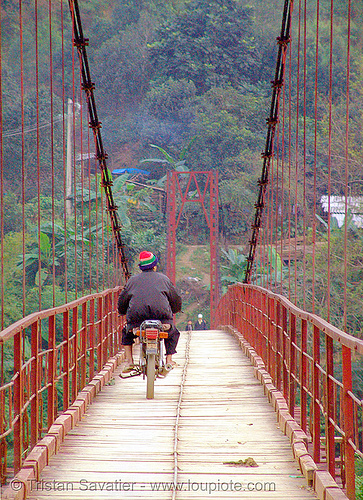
(320, 195), (363, 228)
(112, 168), (150, 176)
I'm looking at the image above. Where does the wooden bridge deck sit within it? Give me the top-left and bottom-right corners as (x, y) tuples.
(27, 330), (316, 499)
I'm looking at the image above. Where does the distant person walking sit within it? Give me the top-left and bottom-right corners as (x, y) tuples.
(186, 320), (193, 331)
(194, 314), (207, 330)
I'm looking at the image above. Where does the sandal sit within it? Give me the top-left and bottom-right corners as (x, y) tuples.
(165, 361), (177, 371)
(122, 363), (136, 373)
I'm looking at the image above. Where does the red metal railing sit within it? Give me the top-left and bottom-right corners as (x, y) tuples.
(0, 287), (123, 483)
(216, 283), (362, 500)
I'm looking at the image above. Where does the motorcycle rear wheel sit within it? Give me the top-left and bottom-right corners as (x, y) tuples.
(146, 353), (156, 399)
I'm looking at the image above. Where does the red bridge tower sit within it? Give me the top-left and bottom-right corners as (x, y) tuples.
(166, 171), (219, 327)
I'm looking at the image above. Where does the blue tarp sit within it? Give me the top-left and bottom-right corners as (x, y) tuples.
(112, 168), (150, 176)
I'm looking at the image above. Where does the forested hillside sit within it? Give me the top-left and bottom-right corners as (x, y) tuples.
(2, 0), (363, 336)
(1, 0), (281, 240)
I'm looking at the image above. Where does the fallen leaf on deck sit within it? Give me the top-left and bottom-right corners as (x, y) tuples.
(223, 457), (258, 467)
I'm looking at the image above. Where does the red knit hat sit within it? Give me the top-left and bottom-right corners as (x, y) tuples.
(139, 251), (158, 270)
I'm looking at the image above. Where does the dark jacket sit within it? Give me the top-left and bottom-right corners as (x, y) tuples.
(194, 319), (207, 330)
(118, 270), (182, 327)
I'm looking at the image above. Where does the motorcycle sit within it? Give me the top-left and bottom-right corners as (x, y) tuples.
(120, 320), (172, 399)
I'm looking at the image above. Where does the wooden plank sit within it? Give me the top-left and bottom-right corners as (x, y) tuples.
(27, 330), (316, 500)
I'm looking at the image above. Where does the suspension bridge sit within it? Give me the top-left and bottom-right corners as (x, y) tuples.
(1, 0), (362, 499)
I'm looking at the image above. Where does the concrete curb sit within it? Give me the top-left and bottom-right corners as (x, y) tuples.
(2, 352), (124, 500)
(222, 325), (349, 500)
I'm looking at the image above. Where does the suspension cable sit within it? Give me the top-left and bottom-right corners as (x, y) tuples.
(327, 0), (334, 322)
(344, 0), (351, 332)
(294, 0), (301, 304)
(35, 0), (41, 309)
(20, 0), (26, 317)
(244, 0), (293, 283)
(0, 1), (4, 330)
(61, 0), (69, 303)
(312, 0), (320, 314)
(68, 0), (130, 281)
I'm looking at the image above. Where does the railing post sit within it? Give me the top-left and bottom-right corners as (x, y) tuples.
(266, 296), (272, 375)
(89, 299), (95, 379)
(248, 287), (253, 343)
(247, 286), (251, 341)
(270, 297), (277, 384)
(110, 292), (115, 353)
(288, 312), (296, 417)
(342, 345), (354, 499)
(104, 293), (110, 361)
(300, 319), (307, 432)
(113, 291), (121, 354)
(325, 334), (335, 477)
(282, 306), (288, 401)
(0, 344), (5, 482)
(275, 301), (282, 391)
(312, 325), (321, 463)
(232, 286), (237, 328)
(262, 291), (268, 362)
(30, 321), (40, 449)
(47, 315), (56, 428)
(98, 296), (104, 370)
(252, 288), (257, 352)
(238, 286), (244, 337)
(13, 330), (23, 473)
(253, 288), (258, 347)
(241, 286), (247, 338)
(258, 289), (263, 356)
(81, 302), (87, 389)
(249, 287), (254, 344)
(71, 306), (78, 400)
(63, 311), (70, 410)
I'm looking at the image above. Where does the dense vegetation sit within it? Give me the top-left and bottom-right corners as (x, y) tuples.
(2, 0), (363, 338)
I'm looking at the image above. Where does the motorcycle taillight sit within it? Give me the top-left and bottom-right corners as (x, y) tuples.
(146, 328), (158, 340)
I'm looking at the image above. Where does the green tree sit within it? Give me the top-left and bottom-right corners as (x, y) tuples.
(141, 78), (197, 147)
(189, 86), (267, 173)
(145, 78), (196, 122)
(149, 0), (258, 94)
(93, 15), (153, 115)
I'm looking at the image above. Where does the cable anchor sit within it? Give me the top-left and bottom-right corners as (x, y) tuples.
(277, 36), (290, 47)
(266, 117), (279, 126)
(271, 79), (284, 89)
(74, 37), (89, 48)
(89, 121), (102, 131)
(82, 82), (95, 96)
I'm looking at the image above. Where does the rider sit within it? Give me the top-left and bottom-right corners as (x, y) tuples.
(118, 251), (182, 371)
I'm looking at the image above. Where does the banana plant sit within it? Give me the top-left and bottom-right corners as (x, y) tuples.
(140, 138), (197, 188)
(252, 245), (285, 285)
(141, 138), (197, 169)
(220, 248), (248, 285)
(112, 173), (156, 227)
(17, 232), (60, 286)
(267, 245), (283, 281)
